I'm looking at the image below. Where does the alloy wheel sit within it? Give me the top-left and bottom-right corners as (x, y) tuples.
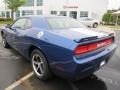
(32, 54), (44, 76)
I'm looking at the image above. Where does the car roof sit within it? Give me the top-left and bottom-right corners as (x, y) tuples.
(19, 15), (70, 29)
(20, 15), (69, 29)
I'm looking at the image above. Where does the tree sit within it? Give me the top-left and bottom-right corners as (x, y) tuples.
(5, 0), (26, 19)
(102, 10), (113, 25)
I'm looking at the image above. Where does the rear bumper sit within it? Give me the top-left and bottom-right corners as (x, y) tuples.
(51, 44), (117, 80)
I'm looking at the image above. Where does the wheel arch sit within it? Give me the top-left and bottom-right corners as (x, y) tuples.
(94, 22), (98, 25)
(29, 45), (53, 80)
(93, 22), (98, 28)
(1, 31), (4, 37)
(28, 45), (47, 59)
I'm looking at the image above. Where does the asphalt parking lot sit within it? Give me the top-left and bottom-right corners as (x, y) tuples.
(0, 28), (120, 90)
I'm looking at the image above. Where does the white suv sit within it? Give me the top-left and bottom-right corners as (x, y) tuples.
(78, 18), (100, 28)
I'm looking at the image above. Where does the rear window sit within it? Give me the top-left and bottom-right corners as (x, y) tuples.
(46, 17), (85, 29)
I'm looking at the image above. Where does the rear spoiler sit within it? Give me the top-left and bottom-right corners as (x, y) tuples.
(74, 33), (114, 43)
(74, 36), (98, 43)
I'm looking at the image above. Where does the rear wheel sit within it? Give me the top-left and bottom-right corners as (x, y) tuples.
(31, 49), (52, 80)
(1, 33), (9, 48)
(93, 23), (98, 28)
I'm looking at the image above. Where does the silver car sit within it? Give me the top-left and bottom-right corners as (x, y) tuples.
(78, 18), (100, 28)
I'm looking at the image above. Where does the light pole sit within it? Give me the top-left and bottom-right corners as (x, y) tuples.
(115, 14), (118, 26)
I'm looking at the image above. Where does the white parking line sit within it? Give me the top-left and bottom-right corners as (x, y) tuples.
(4, 72), (34, 90)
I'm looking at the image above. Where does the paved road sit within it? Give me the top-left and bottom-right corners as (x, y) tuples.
(0, 29), (120, 90)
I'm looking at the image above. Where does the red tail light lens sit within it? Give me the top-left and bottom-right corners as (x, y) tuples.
(74, 38), (113, 55)
(75, 45), (88, 54)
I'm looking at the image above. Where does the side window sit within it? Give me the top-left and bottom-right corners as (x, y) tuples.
(12, 18), (27, 29)
(85, 18), (93, 21)
(24, 19), (32, 29)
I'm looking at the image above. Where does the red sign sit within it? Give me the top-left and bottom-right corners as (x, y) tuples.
(63, 5), (78, 9)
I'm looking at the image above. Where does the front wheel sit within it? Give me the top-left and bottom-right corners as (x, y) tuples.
(1, 34), (9, 48)
(31, 49), (52, 80)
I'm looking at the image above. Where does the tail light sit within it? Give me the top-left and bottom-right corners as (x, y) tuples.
(74, 38), (113, 55)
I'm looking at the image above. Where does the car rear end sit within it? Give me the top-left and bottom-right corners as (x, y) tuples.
(53, 34), (117, 80)
(72, 35), (117, 80)
(45, 17), (117, 80)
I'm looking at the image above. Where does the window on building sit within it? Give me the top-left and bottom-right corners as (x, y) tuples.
(22, 10), (34, 16)
(37, 0), (43, 6)
(51, 11), (57, 15)
(1, 11), (5, 17)
(80, 11), (88, 17)
(59, 11), (67, 16)
(16, 11), (20, 19)
(36, 10), (42, 15)
(6, 11), (10, 18)
(24, 0), (34, 6)
(69, 11), (77, 19)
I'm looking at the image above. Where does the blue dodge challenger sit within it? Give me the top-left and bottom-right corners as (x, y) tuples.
(1, 15), (117, 80)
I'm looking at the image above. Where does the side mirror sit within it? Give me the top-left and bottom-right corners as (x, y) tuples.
(5, 24), (12, 28)
(6, 24), (16, 31)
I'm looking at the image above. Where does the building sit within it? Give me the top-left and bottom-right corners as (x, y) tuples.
(0, 0), (108, 21)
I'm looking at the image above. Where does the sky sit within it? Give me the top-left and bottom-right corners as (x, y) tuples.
(108, 0), (120, 9)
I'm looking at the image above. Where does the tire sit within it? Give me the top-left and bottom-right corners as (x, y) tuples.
(93, 23), (98, 28)
(31, 49), (52, 80)
(1, 33), (9, 48)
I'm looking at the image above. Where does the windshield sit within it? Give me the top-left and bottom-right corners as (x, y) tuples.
(46, 17), (85, 29)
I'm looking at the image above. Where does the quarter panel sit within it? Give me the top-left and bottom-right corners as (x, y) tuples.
(15, 28), (76, 64)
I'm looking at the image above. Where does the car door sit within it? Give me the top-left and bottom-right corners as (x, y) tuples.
(9, 18), (27, 50)
(13, 18), (32, 54)
(84, 18), (93, 26)
(4, 25), (16, 46)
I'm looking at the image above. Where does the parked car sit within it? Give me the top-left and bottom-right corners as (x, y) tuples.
(1, 16), (117, 80)
(78, 18), (100, 28)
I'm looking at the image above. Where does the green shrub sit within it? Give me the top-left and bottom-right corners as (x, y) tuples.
(0, 18), (13, 22)
(102, 11), (113, 25)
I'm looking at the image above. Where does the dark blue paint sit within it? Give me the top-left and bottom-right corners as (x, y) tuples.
(1, 15), (117, 80)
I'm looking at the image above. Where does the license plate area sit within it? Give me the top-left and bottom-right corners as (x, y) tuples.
(100, 60), (106, 67)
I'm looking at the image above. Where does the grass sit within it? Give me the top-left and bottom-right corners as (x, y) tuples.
(100, 25), (120, 31)
(0, 21), (13, 25)
(108, 26), (120, 30)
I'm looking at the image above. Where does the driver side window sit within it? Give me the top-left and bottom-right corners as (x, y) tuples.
(12, 18), (27, 30)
